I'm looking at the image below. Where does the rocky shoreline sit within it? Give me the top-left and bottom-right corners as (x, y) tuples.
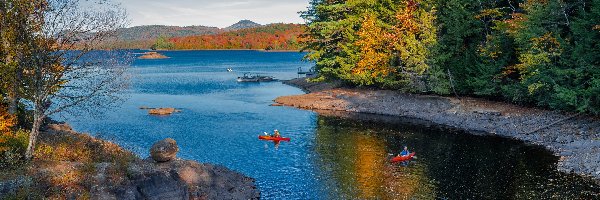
(0, 124), (259, 199)
(276, 78), (600, 184)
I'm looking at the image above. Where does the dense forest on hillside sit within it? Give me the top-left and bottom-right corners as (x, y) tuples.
(302, 0), (600, 114)
(117, 25), (221, 41)
(168, 23), (305, 50)
(99, 25), (222, 49)
(99, 22), (303, 50)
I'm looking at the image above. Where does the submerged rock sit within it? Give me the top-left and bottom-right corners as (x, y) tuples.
(150, 138), (179, 162)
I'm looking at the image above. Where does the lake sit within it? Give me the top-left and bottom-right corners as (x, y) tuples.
(60, 50), (600, 199)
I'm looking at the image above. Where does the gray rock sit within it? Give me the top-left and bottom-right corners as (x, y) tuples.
(0, 176), (32, 199)
(135, 172), (189, 200)
(150, 138), (179, 162)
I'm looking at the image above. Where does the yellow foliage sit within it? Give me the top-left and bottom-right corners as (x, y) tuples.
(504, 13), (527, 36)
(0, 105), (17, 134)
(531, 32), (561, 55)
(388, 0), (437, 75)
(528, 81), (546, 94)
(395, 0), (420, 33)
(475, 8), (504, 20)
(353, 14), (393, 81)
(0, 105), (18, 152)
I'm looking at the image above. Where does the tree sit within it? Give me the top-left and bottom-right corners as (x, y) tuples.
(300, 0), (361, 82)
(387, 0), (437, 91)
(0, 1), (45, 117)
(351, 13), (392, 86)
(301, 0), (600, 114)
(17, 0), (129, 159)
(151, 35), (174, 50)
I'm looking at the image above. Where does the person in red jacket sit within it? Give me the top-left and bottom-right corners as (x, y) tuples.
(273, 130), (281, 138)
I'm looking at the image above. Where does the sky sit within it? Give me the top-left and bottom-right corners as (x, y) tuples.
(113, 0), (310, 28)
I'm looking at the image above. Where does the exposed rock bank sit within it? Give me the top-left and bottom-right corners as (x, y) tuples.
(148, 107), (181, 115)
(139, 52), (169, 59)
(277, 78), (600, 183)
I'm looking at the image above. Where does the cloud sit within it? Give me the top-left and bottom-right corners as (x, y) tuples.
(113, 0), (309, 28)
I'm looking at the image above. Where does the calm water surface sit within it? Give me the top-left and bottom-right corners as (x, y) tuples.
(60, 50), (599, 199)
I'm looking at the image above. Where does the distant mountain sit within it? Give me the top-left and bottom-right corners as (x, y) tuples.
(224, 20), (263, 31)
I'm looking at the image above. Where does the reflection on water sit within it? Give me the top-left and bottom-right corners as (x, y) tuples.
(313, 114), (600, 199)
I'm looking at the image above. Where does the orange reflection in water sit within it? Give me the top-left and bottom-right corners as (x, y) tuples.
(314, 117), (435, 199)
(348, 131), (436, 199)
(383, 160), (435, 199)
(352, 133), (386, 198)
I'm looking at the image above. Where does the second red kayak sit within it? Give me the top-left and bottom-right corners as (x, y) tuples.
(258, 135), (291, 142)
(390, 153), (416, 163)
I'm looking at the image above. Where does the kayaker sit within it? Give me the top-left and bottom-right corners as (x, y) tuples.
(399, 146), (410, 157)
(273, 129), (281, 138)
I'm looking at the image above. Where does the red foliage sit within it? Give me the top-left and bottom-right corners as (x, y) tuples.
(169, 24), (305, 50)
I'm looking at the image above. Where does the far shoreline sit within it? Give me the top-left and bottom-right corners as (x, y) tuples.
(131, 48), (303, 53)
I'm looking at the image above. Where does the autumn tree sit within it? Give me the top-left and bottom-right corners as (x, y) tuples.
(386, 0), (437, 91)
(351, 14), (392, 86)
(0, 1), (45, 117)
(301, 0), (600, 114)
(16, 0), (129, 158)
(151, 35), (174, 50)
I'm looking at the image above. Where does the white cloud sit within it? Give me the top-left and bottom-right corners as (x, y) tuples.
(113, 0), (309, 28)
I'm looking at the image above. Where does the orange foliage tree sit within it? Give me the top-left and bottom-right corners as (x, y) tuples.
(0, 105), (17, 151)
(351, 14), (393, 85)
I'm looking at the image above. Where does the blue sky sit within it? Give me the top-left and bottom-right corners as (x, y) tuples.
(114, 0), (310, 28)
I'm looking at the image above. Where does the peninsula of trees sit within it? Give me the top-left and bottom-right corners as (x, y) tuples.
(301, 0), (600, 115)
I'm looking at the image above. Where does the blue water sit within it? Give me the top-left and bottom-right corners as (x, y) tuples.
(60, 50), (600, 199)
(61, 50), (323, 199)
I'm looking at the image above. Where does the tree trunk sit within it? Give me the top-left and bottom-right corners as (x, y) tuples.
(9, 52), (23, 115)
(25, 109), (44, 159)
(3, 39), (18, 115)
(8, 94), (17, 115)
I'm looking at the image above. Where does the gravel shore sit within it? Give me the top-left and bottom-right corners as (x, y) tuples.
(277, 78), (600, 183)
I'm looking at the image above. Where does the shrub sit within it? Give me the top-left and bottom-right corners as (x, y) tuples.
(0, 129), (30, 168)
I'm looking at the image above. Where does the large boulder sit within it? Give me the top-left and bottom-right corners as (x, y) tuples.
(150, 138), (179, 162)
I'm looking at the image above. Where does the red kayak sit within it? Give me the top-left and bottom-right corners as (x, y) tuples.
(390, 153), (416, 163)
(258, 135), (291, 142)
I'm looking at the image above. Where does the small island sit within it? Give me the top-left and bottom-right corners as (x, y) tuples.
(138, 52), (169, 59)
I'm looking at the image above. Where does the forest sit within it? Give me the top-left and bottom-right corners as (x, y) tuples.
(301, 0), (600, 114)
(166, 23), (305, 50)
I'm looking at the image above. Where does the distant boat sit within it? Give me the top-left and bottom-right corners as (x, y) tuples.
(227, 68), (233, 72)
(237, 73), (277, 82)
(258, 76), (276, 82)
(297, 67), (316, 77)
